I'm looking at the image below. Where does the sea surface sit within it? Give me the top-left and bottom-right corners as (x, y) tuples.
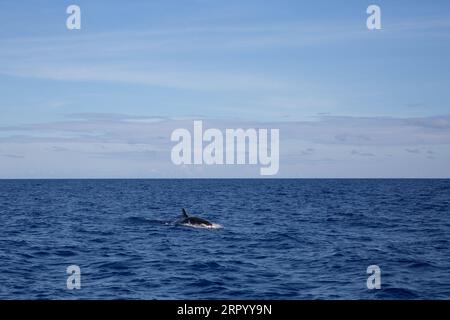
(0, 179), (449, 299)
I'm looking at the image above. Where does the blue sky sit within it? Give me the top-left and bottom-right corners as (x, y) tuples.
(0, 0), (450, 178)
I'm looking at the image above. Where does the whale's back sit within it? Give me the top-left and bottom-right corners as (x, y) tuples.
(183, 216), (212, 226)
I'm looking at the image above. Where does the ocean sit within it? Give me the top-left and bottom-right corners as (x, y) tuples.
(0, 179), (449, 299)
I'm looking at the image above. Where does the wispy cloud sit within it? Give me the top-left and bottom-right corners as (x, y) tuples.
(2, 114), (450, 146)
(0, 153), (24, 159)
(351, 150), (375, 157)
(2, 14), (449, 92)
(405, 148), (421, 154)
(0, 112), (449, 178)
(1, 65), (287, 92)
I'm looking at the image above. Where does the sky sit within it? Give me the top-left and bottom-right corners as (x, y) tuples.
(0, 0), (450, 178)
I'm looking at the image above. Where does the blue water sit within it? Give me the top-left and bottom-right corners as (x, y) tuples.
(0, 179), (449, 300)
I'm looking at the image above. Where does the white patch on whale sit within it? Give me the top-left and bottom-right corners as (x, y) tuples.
(181, 222), (222, 229)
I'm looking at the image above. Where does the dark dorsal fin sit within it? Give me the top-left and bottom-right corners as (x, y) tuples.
(182, 208), (189, 218)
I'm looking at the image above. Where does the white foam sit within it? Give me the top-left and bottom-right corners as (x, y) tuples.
(182, 222), (222, 229)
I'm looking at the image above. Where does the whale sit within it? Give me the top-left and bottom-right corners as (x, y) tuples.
(177, 208), (214, 227)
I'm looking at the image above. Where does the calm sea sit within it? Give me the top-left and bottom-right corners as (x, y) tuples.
(0, 179), (449, 299)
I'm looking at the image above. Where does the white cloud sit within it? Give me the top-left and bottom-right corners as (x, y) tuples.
(0, 113), (449, 178)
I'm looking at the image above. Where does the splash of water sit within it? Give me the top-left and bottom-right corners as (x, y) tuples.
(181, 222), (222, 229)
